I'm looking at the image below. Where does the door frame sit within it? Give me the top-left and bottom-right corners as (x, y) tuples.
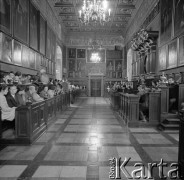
(88, 73), (104, 97)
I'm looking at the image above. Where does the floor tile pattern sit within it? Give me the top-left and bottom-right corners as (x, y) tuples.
(0, 97), (178, 180)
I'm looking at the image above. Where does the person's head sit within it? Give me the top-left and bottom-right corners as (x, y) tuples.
(48, 85), (56, 91)
(43, 85), (48, 92)
(0, 84), (8, 95)
(17, 85), (26, 95)
(15, 71), (22, 77)
(27, 75), (31, 80)
(9, 85), (17, 95)
(9, 71), (15, 79)
(29, 85), (36, 94)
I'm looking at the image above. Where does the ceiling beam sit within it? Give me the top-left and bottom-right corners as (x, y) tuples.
(54, 3), (73, 7)
(118, 4), (135, 9)
(114, 14), (131, 17)
(59, 13), (76, 16)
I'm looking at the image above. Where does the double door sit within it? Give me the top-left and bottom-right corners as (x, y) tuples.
(91, 79), (101, 97)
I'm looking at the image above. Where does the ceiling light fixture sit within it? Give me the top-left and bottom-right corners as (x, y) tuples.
(90, 52), (101, 63)
(79, 0), (111, 25)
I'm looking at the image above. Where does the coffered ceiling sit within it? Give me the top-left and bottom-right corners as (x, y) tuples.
(49, 0), (137, 35)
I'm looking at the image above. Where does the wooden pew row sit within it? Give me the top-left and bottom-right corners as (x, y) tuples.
(0, 93), (70, 145)
(112, 92), (161, 127)
(178, 110), (184, 177)
(110, 91), (121, 111)
(160, 84), (184, 120)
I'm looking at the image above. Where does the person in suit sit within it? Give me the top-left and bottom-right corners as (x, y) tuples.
(6, 85), (18, 108)
(25, 85), (44, 103)
(0, 84), (16, 121)
(16, 85), (26, 106)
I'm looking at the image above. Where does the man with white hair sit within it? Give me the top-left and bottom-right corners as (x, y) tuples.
(25, 85), (44, 103)
(40, 69), (49, 84)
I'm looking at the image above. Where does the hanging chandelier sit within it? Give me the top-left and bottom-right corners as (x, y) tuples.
(79, 0), (111, 25)
(90, 52), (101, 63)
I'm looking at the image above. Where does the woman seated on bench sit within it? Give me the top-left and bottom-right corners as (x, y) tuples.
(0, 84), (16, 131)
(137, 84), (149, 122)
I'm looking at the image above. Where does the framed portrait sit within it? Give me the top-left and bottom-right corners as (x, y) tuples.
(112, 72), (116, 78)
(68, 48), (76, 58)
(117, 72), (122, 78)
(13, 0), (29, 44)
(179, 36), (184, 65)
(13, 40), (22, 66)
(21, 45), (29, 68)
(77, 49), (86, 59)
(168, 40), (177, 68)
(41, 55), (44, 66)
(36, 53), (41, 70)
(46, 25), (51, 59)
(68, 72), (73, 78)
(75, 71), (79, 78)
(0, 33), (12, 63)
(0, 0), (11, 34)
(87, 49), (105, 63)
(29, 49), (35, 69)
(106, 60), (114, 71)
(159, 45), (167, 70)
(174, 0), (184, 37)
(76, 59), (86, 72)
(51, 30), (56, 61)
(30, 1), (38, 50)
(52, 62), (55, 75)
(39, 14), (46, 55)
(49, 60), (52, 74)
(160, 0), (173, 45)
(68, 59), (75, 71)
(115, 60), (122, 71)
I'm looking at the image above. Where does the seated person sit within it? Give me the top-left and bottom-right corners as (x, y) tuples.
(168, 83), (178, 113)
(25, 85), (44, 103)
(55, 84), (62, 95)
(3, 71), (15, 84)
(16, 85), (26, 106)
(6, 85), (18, 108)
(137, 85), (150, 122)
(0, 84), (16, 123)
(39, 85), (49, 99)
(40, 69), (49, 84)
(47, 85), (56, 98)
(14, 71), (22, 84)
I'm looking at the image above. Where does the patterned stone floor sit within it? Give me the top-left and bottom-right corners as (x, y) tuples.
(0, 97), (179, 180)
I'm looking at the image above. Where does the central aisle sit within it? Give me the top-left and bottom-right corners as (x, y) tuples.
(0, 97), (178, 179)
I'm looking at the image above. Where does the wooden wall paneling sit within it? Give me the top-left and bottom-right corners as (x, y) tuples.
(150, 47), (156, 73)
(0, 0), (12, 35)
(13, 40), (22, 66)
(39, 14), (46, 55)
(0, 32), (13, 64)
(149, 92), (161, 124)
(179, 84), (184, 110)
(13, 0), (29, 44)
(160, 87), (169, 114)
(168, 40), (177, 69)
(22, 45), (30, 68)
(179, 36), (184, 66)
(30, 1), (38, 50)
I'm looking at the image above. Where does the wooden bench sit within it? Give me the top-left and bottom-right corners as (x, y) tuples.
(0, 93), (70, 145)
(119, 92), (161, 127)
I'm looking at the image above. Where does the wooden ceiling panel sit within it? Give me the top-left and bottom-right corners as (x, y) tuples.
(50, 0), (137, 34)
